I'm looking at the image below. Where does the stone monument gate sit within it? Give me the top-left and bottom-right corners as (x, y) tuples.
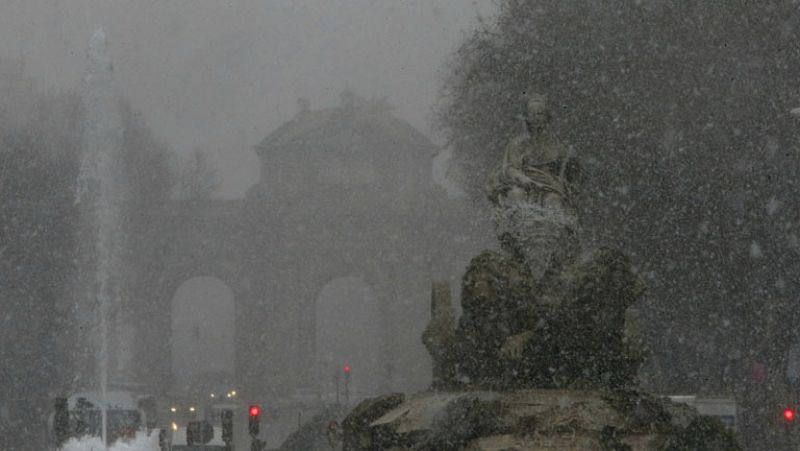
(135, 95), (491, 401)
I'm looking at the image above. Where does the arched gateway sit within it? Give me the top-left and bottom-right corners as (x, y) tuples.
(135, 95), (492, 403)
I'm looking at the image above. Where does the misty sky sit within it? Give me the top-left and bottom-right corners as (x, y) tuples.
(0, 0), (494, 197)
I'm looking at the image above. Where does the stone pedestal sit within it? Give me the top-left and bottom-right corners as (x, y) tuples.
(343, 389), (739, 451)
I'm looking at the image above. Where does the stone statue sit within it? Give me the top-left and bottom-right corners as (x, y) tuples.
(424, 92), (646, 391)
(486, 93), (580, 280)
(486, 93), (577, 207)
(337, 92), (741, 451)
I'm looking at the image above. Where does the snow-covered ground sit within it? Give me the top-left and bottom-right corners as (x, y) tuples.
(61, 431), (159, 451)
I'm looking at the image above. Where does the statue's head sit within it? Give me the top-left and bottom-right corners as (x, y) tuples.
(525, 92), (550, 134)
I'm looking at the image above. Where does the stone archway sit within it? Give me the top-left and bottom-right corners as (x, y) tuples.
(130, 98), (493, 402)
(314, 276), (381, 402)
(170, 276), (236, 394)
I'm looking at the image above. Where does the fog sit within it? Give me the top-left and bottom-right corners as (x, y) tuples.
(0, 0), (494, 197)
(4, 1), (800, 450)
(1, 2), (499, 449)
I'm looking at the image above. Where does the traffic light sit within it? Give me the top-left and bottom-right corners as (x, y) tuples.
(186, 421), (214, 445)
(248, 405), (261, 436)
(784, 408), (796, 422)
(221, 409), (233, 444)
(343, 364), (351, 403)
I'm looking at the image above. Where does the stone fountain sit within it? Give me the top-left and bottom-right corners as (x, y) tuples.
(339, 94), (740, 450)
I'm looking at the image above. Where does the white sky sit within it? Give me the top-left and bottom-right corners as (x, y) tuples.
(0, 0), (495, 197)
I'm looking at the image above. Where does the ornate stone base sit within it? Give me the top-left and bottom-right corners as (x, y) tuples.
(342, 389), (740, 451)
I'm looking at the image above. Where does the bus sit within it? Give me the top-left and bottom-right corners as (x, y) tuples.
(51, 390), (156, 448)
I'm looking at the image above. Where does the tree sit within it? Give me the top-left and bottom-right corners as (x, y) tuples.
(117, 100), (178, 387)
(176, 147), (219, 201)
(0, 90), (82, 450)
(436, 1), (800, 448)
(0, 88), (177, 448)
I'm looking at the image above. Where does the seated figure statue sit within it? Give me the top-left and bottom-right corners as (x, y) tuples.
(486, 93), (577, 206)
(486, 93), (581, 280)
(424, 92), (646, 391)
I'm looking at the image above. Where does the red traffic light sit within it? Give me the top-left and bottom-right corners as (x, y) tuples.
(343, 364), (351, 374)
(784, 408), (795, 421)
(248, 405), (260, 436)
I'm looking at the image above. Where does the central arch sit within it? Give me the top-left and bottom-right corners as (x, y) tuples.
(314, 276), (381, 402)
(170, 276), (236, 395)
